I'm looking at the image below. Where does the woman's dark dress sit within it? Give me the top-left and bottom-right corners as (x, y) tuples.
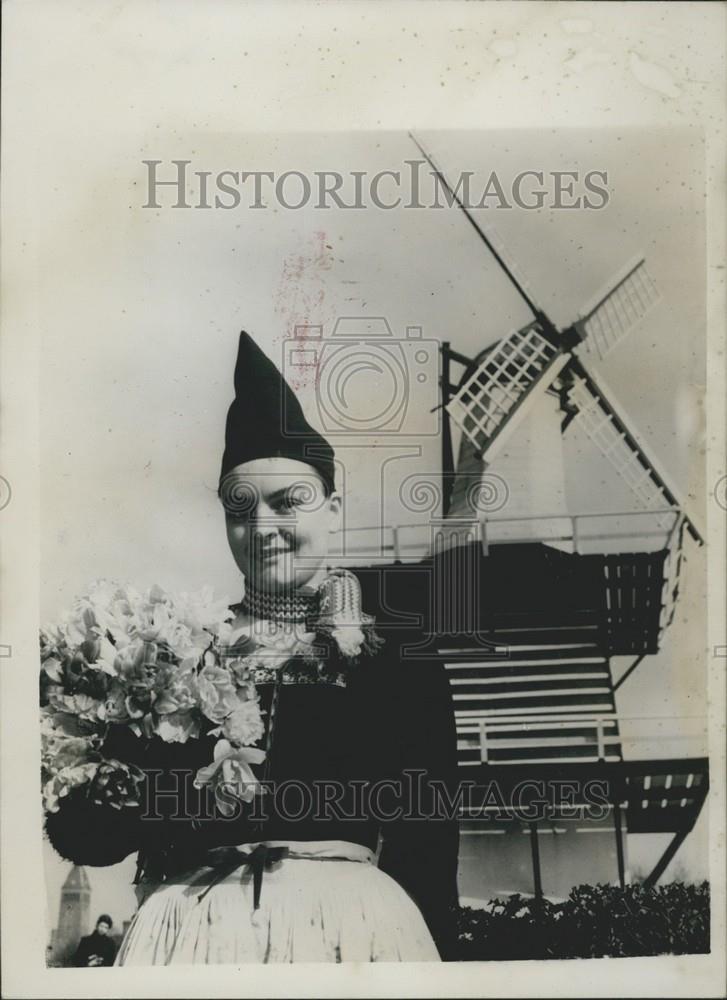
(45, 625), (460, 958)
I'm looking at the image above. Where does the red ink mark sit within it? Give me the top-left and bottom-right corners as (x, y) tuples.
(274, 232), (334, 393)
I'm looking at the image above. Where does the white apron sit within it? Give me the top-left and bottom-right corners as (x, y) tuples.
(115, 840), (441, 964)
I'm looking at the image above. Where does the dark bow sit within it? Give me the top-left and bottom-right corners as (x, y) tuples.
(193, 844), (288, 911)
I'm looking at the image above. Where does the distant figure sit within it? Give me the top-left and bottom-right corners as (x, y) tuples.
(72, 914), (117, 967)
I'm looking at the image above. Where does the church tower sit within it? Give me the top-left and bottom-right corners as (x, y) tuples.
(52, 865), (91, 966)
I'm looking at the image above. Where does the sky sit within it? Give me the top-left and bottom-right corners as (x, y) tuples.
(37, 128), (708, 928)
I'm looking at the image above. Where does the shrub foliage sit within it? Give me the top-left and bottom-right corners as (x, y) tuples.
(455, 882), (710, 961)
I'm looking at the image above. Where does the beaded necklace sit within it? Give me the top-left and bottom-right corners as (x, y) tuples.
(239, 583), (319, 624)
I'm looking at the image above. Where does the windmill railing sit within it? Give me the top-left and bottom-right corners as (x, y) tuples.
(333, 508), (682, 563)
(658, 512), (687, 641)
(462, 713), (621, 765)
(474, 508), (680, 557)
(466, 713), (706, 766)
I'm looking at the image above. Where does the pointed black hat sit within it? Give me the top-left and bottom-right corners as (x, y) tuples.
(219, 332), (336, 493)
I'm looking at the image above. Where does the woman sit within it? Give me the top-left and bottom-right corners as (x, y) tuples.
(72, 914), (117, 967)
(45, 332), (459, 963)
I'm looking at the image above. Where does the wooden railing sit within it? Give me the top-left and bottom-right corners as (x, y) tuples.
(333, 508), (681, 564)
(459, 713), (621, 766)
(462, 713), (706, 766)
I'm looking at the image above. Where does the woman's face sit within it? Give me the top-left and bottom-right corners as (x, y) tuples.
(221, 457), (341, 593)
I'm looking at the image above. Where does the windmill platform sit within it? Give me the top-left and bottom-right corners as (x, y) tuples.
(350, 533), (708, 901)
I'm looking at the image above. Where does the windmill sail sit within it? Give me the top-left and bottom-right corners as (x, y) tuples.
(566, 358), (703, 543)
(409, 133), (549, 326)
(409, 135), (701, 546)
(575, 258), (660, 361)
(446, 323), (570, 466)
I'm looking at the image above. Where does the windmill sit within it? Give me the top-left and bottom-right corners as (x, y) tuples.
(408, 133), (702, 553)
(386, 134), (710, 903)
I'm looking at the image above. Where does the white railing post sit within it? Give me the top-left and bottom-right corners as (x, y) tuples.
(392, 525), (400, 562)
(479, 720), (489, 763)
(596, 717), (605, 760)
(480, 518), (489, 556)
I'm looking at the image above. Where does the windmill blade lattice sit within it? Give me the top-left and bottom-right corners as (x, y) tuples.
(446, 323), (569, 464)
(576, 259), (660, 361)
(567, 368), (678, 532)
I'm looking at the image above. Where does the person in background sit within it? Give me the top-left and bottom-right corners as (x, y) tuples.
(72, 914), (117, 967)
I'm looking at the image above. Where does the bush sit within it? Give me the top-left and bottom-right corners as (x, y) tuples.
(455, 881), (710, 961)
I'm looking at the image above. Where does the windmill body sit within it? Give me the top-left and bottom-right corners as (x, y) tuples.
(435, 302), (704, 900)
(434, 311), (705, 899)
(448, 357), (571, 551)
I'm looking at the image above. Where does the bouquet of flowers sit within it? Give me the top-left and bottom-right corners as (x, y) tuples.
(39, 580), (267, 820)
(40, 570), (382, 824)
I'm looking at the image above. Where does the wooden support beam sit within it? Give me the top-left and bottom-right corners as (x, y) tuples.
(441, 341), (455, 516)
(614, 654), (646, 692)
(643, 828), (691, 889)
(529, 822), (543, 898)
(613, 802), (626, 889)
(443, 345), (476, 368)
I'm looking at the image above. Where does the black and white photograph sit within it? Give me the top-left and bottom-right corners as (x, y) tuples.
(2, 3), (725, 998)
